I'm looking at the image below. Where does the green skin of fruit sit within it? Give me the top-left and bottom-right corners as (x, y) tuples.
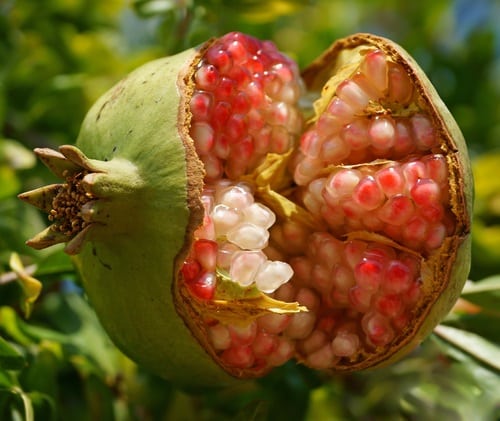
(71, 47), (240, 390)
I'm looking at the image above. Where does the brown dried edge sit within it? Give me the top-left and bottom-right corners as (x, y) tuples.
(300, 33), (472, 372)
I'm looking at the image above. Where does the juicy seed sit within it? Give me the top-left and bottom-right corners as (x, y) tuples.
(190, 32), (303, 181)
(304, 156), (453, 251)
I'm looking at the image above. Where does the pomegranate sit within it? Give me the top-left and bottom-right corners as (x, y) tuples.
(19, 33), (471, 387)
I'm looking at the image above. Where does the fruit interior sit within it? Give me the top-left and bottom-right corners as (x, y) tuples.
(180, 33), (457, 375)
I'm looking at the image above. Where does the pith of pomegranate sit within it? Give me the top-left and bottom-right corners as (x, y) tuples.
(18, 32), (471, 386)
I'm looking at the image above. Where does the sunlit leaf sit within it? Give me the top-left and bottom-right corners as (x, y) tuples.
(9, 253), (42, 318)
(0, 336), (25, 370)
(434, 324), (500, 371)
(461, 276), (500, 313)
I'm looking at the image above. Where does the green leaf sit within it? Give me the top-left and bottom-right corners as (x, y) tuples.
(9, 253), (42, 318)
(461, 277), (500, 312)
(434, 324), (500, 371)
(0, 336), (25, 370)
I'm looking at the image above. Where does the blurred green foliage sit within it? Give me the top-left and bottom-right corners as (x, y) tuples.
(1, 0), (499, 419)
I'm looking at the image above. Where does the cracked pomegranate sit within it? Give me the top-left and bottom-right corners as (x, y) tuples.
(19, 32), (471, 387)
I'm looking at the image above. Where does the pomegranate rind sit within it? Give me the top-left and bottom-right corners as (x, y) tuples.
(72, 46), (240, 389)
(299, 33), (472, 371)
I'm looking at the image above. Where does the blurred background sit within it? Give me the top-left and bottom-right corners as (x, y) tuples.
(1, 0), (499, 419)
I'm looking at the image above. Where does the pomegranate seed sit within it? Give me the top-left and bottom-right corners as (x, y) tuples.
(228, 322), (257, 346)
(208, 324), (231, 350)
(374, 293), (403, 318)
(195, 64), (219, 90)
(221, 345), (255, 368)
(187, 271), (216, 300)
(353, 176), (385, 210)
(411, 114), (437, 149)
(194, 239), (218, 272)
(376, 166), (405, 196)
(360, 49), (388, 94)
(336, 79), (371, 111)
(252, 332), (278, 357)
(377, 194), (414, 225)
(369, 116), (396, 150)
(387, 62), (413, 104)
(331, 331), (360, 357)
(354, 258), (383, 291)
(384, 259), (413, 293)
(362, 312), (394, 346)
(342, 119), (370, 150)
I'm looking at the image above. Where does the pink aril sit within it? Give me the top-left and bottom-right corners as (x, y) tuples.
(393, 120), (416, 156)
(345, 239), (367, 268)
(403, 216), (429, 244)
(332, 265), (355, 291)
(212, 204), (241, 236)
(326, 97), (356, 124)
(352, 175), (385, 210)
(194, 64), (219, 90)
(425, 223), (447, 250)
(190, 91), (213, 121)
(211, 101), (231, 130)
(321, 136), (350, 162)
(411, 178), (441, 207)
(384, 259), (413, 293)
(233, 91), (251, 114)
(354, 258), (383, 292)
(216, 241), (239, 269)
(424, 154), (448, 187)
(377, 194), (415, 225)
(311, 263), (333, 293)
(420, 204), (444, 223)
(351, 71), (382, 101)
(191, 122), (215, 155)
(228, 322), (258, 346)
(369, 116), (396, 150)
(331, 331), (360, 357)
(376, 165), (405, 196)
(402, 160), (428, 186)
(348, 286), (372, 312)
(285, 312), (317, 339)
(411, 114), (437, 149)
(252, 332), (278, 357)
(270, 126), (291, 153)
(245, 80), (265, 106)
(221, 345), (255, 368)
(341, 118), (371, 150)
(294, 156), (323, 185)
(229, 250), (266, 287)
(181, 259), (201, 283)
(299, 329), (328, 355)
(305, 342), (336, 369)
(336, 79), (371, 111)
(205, 48), (232, 73)
(215, 76), (235, 99)
(226, 113), (247, 140)
(202, 154), (223, 180)
(187, 271), (216, 300)
(301, 130), (323, 158)
(208, 324), (231, 350)
(325, 169), (362, 199)
(193, 239), (218, 272)
(257, 313), (291, 334)
(360, 49), (388, 94)
(246, 55), (265, 74)
(362, 312), (395, 346)
(316, 113), (343, 139)
(387, 62), (413, 104)
(266, 338), (295, 367)
(374, 293), (404, 318)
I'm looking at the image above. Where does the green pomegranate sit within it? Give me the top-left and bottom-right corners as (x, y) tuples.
(19, 33), (472, 388)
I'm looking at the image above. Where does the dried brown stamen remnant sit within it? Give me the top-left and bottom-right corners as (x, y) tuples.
(48, 171), (94, 237)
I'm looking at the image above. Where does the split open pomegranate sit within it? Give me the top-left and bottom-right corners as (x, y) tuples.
(20, 32), (471, 385)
